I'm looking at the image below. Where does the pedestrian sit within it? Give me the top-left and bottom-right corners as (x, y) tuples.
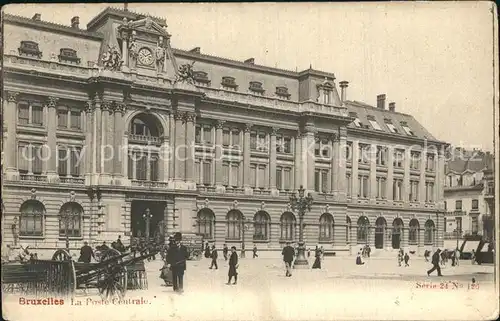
(253, 245), (258, 258)
(223, 243), (228, 261)
(159, 260), (173, 287)
(312, 246), (321, 269)
(209, 245), (218, 269)
(116, 235), (125, 252)
(404, 252), (410, 267)
(427, 249), (443, 276)
(282, 242), (295, 277)
(455, 248), (460, 266)
(471, 249), (476, 265)
(356, 252), (365, 265)
(367, 245), (371, 258)
(451, 251), (456, 266)
(320, 246), (324, 260)
(424, 250), (430, 262)
(78, 241), (95, 263)
(307, 248), (311, 258)
(204, 242), (211, 258)
(166, 232), (189, 293)
(226, 246), (238, 285)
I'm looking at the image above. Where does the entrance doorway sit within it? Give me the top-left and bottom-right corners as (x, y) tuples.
(392, 218), (404, 249)
(131, 201), (166, 239)
(375, 217), (387, 249)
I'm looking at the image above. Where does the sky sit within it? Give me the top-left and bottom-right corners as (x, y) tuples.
(3, 2), (497, 152)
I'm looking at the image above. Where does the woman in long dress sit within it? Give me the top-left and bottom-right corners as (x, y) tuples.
(312, 246), (321, 269)
(204, 242), (211, 258)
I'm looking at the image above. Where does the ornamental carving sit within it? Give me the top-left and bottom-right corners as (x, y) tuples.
(330, 132), (339, 142)
(6, 91), (19, 103)
(184, 112), (196, 123)
(155, 38), (166, 73)
(128, 38), (138, 69)
(102, 45), (123, 71)
(271, 127), (280, 136)
(244, 123), (253, 133)
(114, 102), (127, 115)
(215, 120), (226, 129)
(173, 111), (184, 121)
(174, 62), (196, 85)
(85, 101), (94, 114)
(47, 96), (59, 108)
(101, 100), (113, 113)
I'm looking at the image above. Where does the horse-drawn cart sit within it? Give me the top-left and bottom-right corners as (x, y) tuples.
(2, 244), (160, 299)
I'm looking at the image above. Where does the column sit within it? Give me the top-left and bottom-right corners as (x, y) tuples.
(84, 101), (94, 184)
(243, 124), (252, 193)
(121, 31), (128, 67)
(386, 145), (394, 201)
(351, 140), (359, 201)
(435, 150), (444, 205)
(369, 144), (377, 200)
(173, 111), (184, 181)
(113, 103), (126, 183)
(330, 134), (338, 195)
(294, 132), (302, 190)
(160, 135), (169, 182)
(419, 148), (427, 203)
(214, 120), (225, 189)
(303, 120), (316, 192)
(4, 91), (19, 179)
(269, 127), (278, 192)
(94, 97), (102, 175)
(46, 96), (59, 182)
(146, 150), (151, 181)
(185, 112), (196, 183)
(403, 148), (411, 202)
(168, 113), (175, 180)
(337, 128), (347, 201)
(100, 101), (113, 184)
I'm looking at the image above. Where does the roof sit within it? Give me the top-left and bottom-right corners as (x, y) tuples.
(446, 150), (494, 174)
(344, 100), (439, 142)
(87, 7), (167, 30)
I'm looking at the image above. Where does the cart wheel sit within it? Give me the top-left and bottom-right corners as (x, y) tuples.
(98, 265), (128, 300)
(52, 249), (71, 261)
(100, 248), (121, 262)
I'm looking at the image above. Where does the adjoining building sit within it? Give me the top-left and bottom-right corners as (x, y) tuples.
(2, 7), (448, 258)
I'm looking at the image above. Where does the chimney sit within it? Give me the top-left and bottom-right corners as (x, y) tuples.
(32, 13), (41, 21)
(388, 102), (396, 112)
(339, 81), (349, 102)
(71, 16), (80, 29)
(377, 94), (386, 109)
(189, 47), (201, 54)
(244, 58), (255, 64)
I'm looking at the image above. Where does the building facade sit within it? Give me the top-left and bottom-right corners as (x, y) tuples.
(443, 150), (494, 242)
(2, 8), (447, 257)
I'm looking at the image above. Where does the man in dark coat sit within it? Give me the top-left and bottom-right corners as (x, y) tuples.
(223, 244), (229, 261)
(204, 242), (211, 258)
(209, 245), (218, 269)
(166, 232), (189, 293)
(282, 242), (295, 277)
(226, 246), (238, 285)
(427, 249), (443, 276)
(78, 242), (95, 263)
(253, 245), (258, 258)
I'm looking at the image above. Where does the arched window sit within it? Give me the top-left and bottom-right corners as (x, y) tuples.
(197, 209), (215, 239)
(409, 219), (420, 245)
(130, 113), (163, 137)
(319, 213), (334, 241)
(424, 220), (435, 245)
(280, 212), (296, 241)
(226, 210), (242, 240)
(253, 211), (270, 241)
(357, 216), (369, 244)
(375, 217), (387, 249)
(59, 202), (83, 237)
(19, 200), (45, 236)
(346, 216), (352, 244)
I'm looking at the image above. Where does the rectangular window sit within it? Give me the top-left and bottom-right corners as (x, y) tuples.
(58, 109), (68, 128)
(136, 155), (147, 180)
(230, 163), (239, 187)
(232, 130), (240, 148)
(426, 154), (435, 171)
(203, 162), (211, 185)
(386, 123), (398, 133)
(346, 142), (352, 161)
(32, 144), (43, 174)
(410, 152), (421, 169)
(250, 132), (257, 150)
(472, 199), (479, 210)
(58, 149), (68, 176)
(394, 150), (404, 168)
(321, 139), (329, 157)
(283, 168), (291, 190)
(321, 170), (328, 193)
(401, 122), (415, 136)
(380, 177), (386, 199)
(346, 173), (351, 197)
(18, 144), (29, 173)
(195, 126), (202, 143)
(32, 106), (44, 126)
(353, 118), (362, 127)
(222, 163), (229, 186)
(150, 154), (159, 181)
(368, 119), (383, 130)
(472, 216), (479, 234)
(315, 170), (320, 192)
(284, 137), (291, 153)
(455, 200), (462, 210)
(276, 136), (283, 153)
(258, 166), (266, 188)
(70, 148), (81, 176)
(362, 176), (368, 198)
(195, 161), (201, 184)
(250, 165), (256, 187)
(276, 167), (282, 190)
(18, 103), (30, 125)
(409, 181), (419, 202)
(222, 130), (230, 146)
(70, 111), (81, 129)
(359, 144), (369, 164)
(258, 133), (267, 152)
(376, 146), (387, 166)
(203, 126), (212, 144)
(127, 154), (133, 179)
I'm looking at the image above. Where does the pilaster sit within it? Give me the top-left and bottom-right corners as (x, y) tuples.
(173, 111), (185, 182)
(269, 127), (278, 195)
(214, 119), (225, 192)
(369, 144), (377, 201)
(4, 91), (19, 180)
(84, 101), (95, 185)
(243, 124), (253, 195)
(99, 100), (113, 185)
(419, 148), (427, 204)
(386, 145), (394, 201)
(403, 148), (411, 202)
(294, 132), (302, 190)
(303, 120), (316, 192)
(46, 96), (59, 183)
(113, 102), (127, 185)
(351, 140), (359, 201)
(337, 127), (347, 202)
(184, 112), (196, 188)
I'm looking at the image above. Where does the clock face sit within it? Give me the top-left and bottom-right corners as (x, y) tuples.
(138, 47), (154, 65)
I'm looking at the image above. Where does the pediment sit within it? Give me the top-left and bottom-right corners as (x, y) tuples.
(120, 16), (169, 37)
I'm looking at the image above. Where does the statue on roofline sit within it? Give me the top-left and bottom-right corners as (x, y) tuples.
(174, 61), (196, 85)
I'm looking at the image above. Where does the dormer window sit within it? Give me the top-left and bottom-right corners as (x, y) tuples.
(18, 41), (42, 59)
(275, 86), (291, 100)
(384, 118), (398, 133)
(193, 71), (211, 86)
(367, 115), (382, 130)
(400, 121), (415, 136)
(249, 81), (265, 95)
(317, 81), (334, 105)
(58, 48), (80, 64)
(221, 76), (238, 91)
(349, 112), (362, 127)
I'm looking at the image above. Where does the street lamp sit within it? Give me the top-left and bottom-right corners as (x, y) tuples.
(11, 217), (18, 246)
(142, 208), (153, 240)
(60, 209), (72, 251)
(289, 185), (313, 268)
(240, 216), (252, 258)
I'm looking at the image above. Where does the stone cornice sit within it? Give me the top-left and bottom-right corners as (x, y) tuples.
(347, 127), (447, 148)
(3, 13), (104, 41)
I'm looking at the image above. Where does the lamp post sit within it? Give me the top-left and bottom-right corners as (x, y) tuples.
(289, 185), (313, 268)
(12, 217), (18, 246)
(61, 209), (71, 251)
(240, 216), (252, 258)
(143, 208), (153, 241)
